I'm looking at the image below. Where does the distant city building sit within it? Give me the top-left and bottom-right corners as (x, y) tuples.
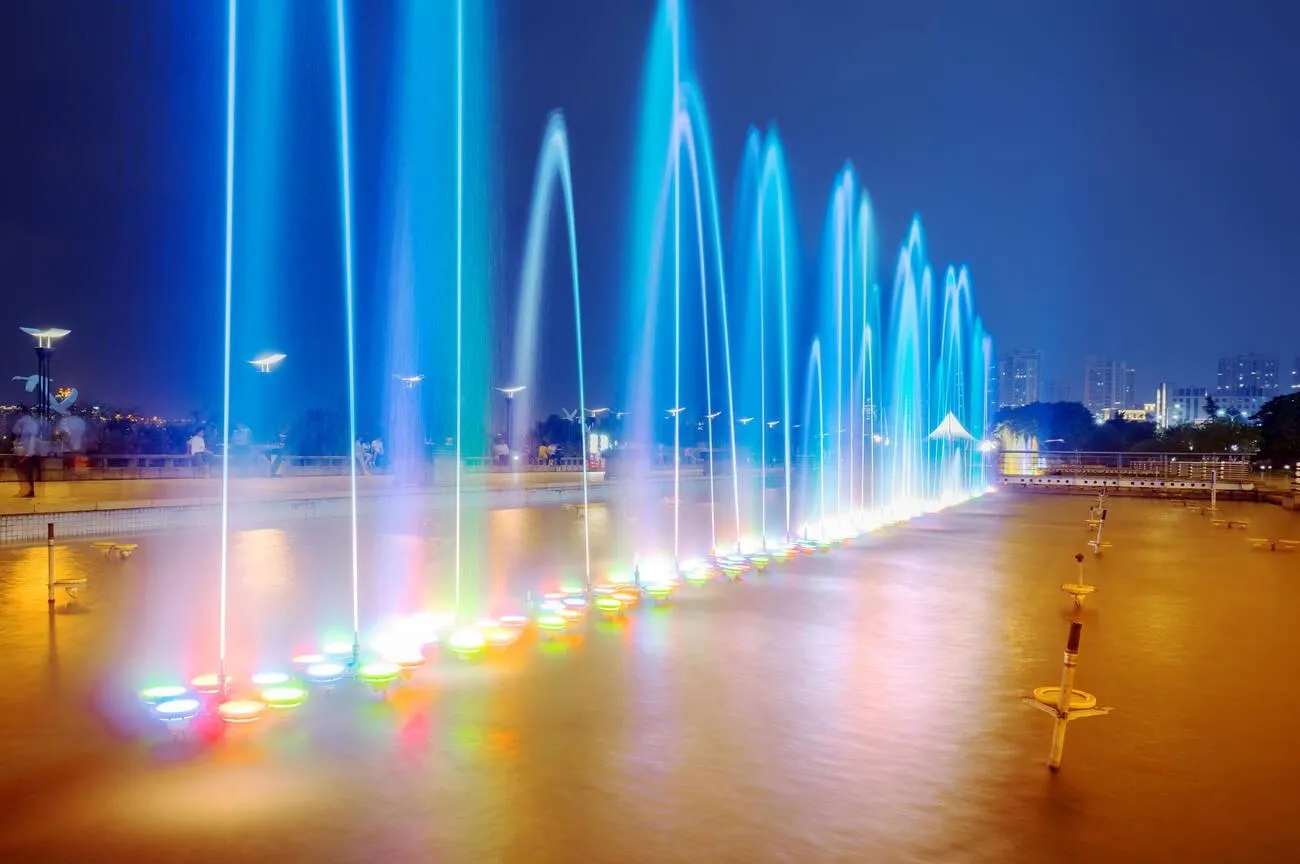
(996, 349), (1042, 408)
(1215, 353), (1278, 417)
(1083, 357), (1136, 414)
(1155, 383), (1209, 427)
(1041, 379), (1073, 403)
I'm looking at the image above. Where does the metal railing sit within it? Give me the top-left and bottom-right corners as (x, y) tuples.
(998, 451), (1253, 482)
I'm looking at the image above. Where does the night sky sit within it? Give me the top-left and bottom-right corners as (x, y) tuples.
(3, 0), (1297, 418)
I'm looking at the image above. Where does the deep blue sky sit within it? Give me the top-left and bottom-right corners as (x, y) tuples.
(3, 0), (1298, 417)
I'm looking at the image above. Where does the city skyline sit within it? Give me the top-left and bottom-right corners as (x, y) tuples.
(4, 0), (1300, 417)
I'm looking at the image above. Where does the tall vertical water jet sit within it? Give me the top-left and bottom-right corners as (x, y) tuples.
(621, 2), (741, 560)
(802, 339), (826, 534)
(217, 0), (238, 692)
(332, 0), (361, 659)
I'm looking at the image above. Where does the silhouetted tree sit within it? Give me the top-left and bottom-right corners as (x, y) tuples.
(1256, 393), (1300, 465)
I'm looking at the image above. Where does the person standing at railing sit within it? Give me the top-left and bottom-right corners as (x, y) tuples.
(12, 407), (39, 497)
(188, 429), (209, 477)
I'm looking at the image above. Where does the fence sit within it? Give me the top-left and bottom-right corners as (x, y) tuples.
(0, 452), (598, 483)
(998, 451), (1253, 482)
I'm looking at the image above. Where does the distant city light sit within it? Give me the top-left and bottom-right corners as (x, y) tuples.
(395, 374), (425, 388)
(495, 385), (526, 397)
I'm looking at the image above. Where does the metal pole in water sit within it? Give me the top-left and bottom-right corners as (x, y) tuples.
(1048, 620), (1082, 769)
(1209, 468), (1218, 513)
(46, 522), (54, 604)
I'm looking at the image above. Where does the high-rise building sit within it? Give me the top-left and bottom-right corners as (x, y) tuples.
(1155, 383), (1209, 428)
(1215, 353), (1278, 417)
(1041, 380), (1073, 403)
(1083, 357), (1136, 414)
(996, 349), (1042, 408)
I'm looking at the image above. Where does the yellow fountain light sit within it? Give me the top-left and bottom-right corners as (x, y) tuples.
(190, 673), (225, 694)
(261, 686), (308, 709)
(217, 699), (268, 725)
(447, 627), (487, 657)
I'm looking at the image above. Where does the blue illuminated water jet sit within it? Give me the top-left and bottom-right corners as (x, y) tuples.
(510, 111), (592, 585)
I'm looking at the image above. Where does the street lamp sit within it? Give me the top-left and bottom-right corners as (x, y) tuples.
(395, 374), (425, 389)
(249, 352), (287, 373)
(19, 327), (70, 422)
(495, 385), (526, 451)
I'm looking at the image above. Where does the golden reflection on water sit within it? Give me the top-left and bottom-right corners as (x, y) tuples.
(1, 494), (1299, 861)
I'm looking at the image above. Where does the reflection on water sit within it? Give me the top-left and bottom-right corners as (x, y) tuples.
(1, 494), (1299, 861)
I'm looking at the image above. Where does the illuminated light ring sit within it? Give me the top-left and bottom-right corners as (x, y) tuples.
(140, 685), (188, 705)
(304, 662), (347, 684)
(536, 613), (568, 632)
(261, 685), (308, 709)
(542, 592), (568, 602)
(539, 600), (565, 613)
(293, 653), (326, 667)
(153, 698), (202, 723)
(595, 596), (624, 615)
(251, 672), (290, 686)
(556, 607), (584, 624)
(385, 650), (426, 673)
(562, 596), (588, 609)
(357, 662), (401, 687)
(217, 699), (268, 725)
(447, 628), (488, 656)
(591, 584), (620, 596)
(644, 583), (675, 600)
(498, 614), (529, 628)
(323, 641), (355, 658)
(485, 626), (522, 648)
(190, 673), (225, 694)
(611, 590), (640, 607)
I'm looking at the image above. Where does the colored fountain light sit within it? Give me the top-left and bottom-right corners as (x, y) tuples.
(261, 685), (308, 709)
(485, 625), (522, 648)
(595, 596), (624, 616)
(217, 699), (268, 725)
(539, 599), (565, 612)
(305, 662), (347, 684)
(562, 596), (588, 609)
(357, 662), (401, 688)
(323, 640), (355, 658)
(153, 698), (202, 723)
(557, 607), (584, 624)
(190, 673), (225, 694)
(498, 614), (529, 628)
(591, 584), (619, 596)
(140, 685), (188, 705)
(447, 628), (488, 656)
(644, 582), (675, 601)
(293, 653), (326, 666)
(536, 613), (568, 632)
(251, 672), (290, 686)
(542, 591), (568, 603)
(383, 648), (426, 673)
(612, 590), (640, 607)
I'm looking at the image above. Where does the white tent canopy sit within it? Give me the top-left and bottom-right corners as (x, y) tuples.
(927, 411), (975, 442)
